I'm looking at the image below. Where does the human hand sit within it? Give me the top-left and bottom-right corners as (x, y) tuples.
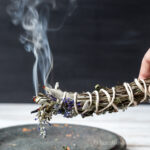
(139, 49), (150, 79)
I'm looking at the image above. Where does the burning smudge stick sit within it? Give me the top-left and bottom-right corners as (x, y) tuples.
(32, 78), (150, 137)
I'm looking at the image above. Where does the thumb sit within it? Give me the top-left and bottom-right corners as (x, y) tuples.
(138, 49), (150, 79)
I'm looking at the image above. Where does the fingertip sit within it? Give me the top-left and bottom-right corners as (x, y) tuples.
(138, 74), (146, 80)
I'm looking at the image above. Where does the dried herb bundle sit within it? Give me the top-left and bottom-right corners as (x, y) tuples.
(32, 78), (150, 137)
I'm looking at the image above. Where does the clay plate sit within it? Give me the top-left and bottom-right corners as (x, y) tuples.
(0, 124), (126, 150)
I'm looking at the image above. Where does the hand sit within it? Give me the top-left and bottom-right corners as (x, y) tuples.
(139, 49), (150, 79)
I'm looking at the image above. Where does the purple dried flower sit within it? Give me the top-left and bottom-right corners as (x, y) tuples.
(34, 118), (38, 121)
(77, 102), (81, 106)
(50, 95), (57, 101)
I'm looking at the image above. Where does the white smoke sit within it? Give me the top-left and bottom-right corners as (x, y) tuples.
(7, 0), (77, 95)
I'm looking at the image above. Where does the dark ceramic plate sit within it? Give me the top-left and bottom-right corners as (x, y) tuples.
(0, 124), (126, 150)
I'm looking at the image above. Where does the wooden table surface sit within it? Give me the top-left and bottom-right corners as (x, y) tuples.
(0, 104), (150, 150)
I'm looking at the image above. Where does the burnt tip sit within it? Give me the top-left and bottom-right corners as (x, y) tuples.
(33, 96), (36, 102)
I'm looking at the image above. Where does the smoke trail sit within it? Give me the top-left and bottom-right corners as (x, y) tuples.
(7, 0), (77, 95)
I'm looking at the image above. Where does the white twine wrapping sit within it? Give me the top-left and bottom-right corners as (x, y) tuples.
(58, 78), (150, 115)
(123, 82), (137, 107)
(73, 92), (79, 114)
(134, 79), (150, 102)
(82, 92), (93, 114)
